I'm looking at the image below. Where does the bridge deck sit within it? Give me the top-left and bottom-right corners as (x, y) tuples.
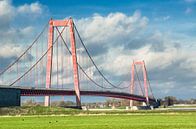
(20, 88), (156, 102)
(0, 86), (156, 103)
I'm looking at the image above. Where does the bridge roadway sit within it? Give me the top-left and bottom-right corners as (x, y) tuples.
(20, 87), (156, 103)
(0, 85), (156, 103)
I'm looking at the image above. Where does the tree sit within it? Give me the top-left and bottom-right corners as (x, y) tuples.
(164, 96), (177, 106)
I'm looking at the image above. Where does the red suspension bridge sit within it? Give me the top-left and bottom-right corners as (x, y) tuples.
(0, 18), (157, 108)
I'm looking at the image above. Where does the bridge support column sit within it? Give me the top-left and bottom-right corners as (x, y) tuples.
(45, 18), (81, 108)
(45, 19), (54, 107)
(69, 19), (81, 108)
(130, 60), (149, 107)
(142, 61), (149, 105)
(44, 96), (50, 106)
(130, 62), (135, 107)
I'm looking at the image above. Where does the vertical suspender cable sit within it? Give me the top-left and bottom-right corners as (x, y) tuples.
(36, 40), (38, 88)
(56, 28), (59, 88)
(61, 31), (64, 89)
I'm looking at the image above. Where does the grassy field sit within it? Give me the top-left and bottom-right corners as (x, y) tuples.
(0, 111), (196, 129)
(1, 106), (196, 115)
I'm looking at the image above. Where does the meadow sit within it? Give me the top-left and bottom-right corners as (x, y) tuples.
(0, 107), (195, 129)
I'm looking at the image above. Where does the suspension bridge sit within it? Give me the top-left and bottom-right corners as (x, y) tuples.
(0, 18), (158, 108)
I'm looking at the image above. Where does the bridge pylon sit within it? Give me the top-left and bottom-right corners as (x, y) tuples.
(45, 18), (81, 108)
(130, 60), (149, 107)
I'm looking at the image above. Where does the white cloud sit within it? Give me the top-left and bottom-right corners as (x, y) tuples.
(74, 11), (150, 77)
(0, 44), (23, 58)
(20, 26), (34, 35)
(0, 1), (44, 58)
(0, 0), (15, 29)
(74, 13), (183, 75)
(0, 0), (14, 16)
(76, 11), (148, 45)
(76, 11), (195, 75)
(17, 2), (42, 15)
(72, 12), (196, 98)
(0, 0), (43, 29)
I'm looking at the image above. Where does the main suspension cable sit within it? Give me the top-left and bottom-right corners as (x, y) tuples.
(9, 26), (66, 86)
(0, 23), (49, 76)
(144, 64), (155, 99)
(134, 65), (144, 96)
(56, 27), (115, 89)
(73, 23), (128, 89)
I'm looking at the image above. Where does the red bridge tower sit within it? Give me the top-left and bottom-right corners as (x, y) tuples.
(45, 18), (81, 108)
(130, 60), (149, 107)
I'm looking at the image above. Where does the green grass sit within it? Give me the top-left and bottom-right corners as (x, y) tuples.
(171, 106), (196, 108)
(0, 106), (196, 129)
(0, 113), (196, 129)
(0, 106), (82, 115)
(0, 106), (196, 116)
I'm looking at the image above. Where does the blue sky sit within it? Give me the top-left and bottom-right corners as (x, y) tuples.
(11, 0), (196, 41)
(0, 0), (196, 102)
(10, 0), (196, 36)
(11, 0), (195, 21)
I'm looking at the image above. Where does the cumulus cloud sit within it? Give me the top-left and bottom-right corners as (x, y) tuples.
(0, 0), (43, 29)
(76, 11), (148, 44)
(0, 0), (13, 16)
(75, 11), (149, 57)
(73, 12), (196, 98)
(0, 43), (24, 71)
(0, 0), (46, 86)
(17, 2), (42, 15)
(0, 44), (23, 58)
(0, 0), (44, 60)
(0, 0), (15, 29)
